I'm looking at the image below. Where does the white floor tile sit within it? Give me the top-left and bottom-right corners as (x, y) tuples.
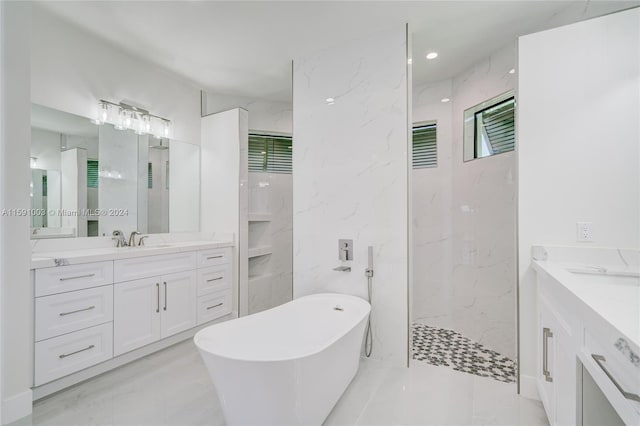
(11, 340), (548, 426)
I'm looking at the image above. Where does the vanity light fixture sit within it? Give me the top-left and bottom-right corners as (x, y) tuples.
(426, 52), (438, 60)
(30, 157), (38, 168)
(94, 100), (171, 138)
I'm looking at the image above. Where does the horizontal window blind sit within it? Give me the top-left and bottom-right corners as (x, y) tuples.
(248, 134), (292, 173)
(478, 97), (515, 155)
(148, 162), (153, 189)
(87, 160), (99, 188)
(412, 124), (437, 168)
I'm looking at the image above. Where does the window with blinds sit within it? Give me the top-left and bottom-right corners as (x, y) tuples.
(87, 160), (99, 188)
(412, 124), (437, 169)
(475, 97), (515, 157)
(248, 134), (293, 173)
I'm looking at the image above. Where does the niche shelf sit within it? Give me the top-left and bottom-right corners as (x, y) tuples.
(248, 213), (272, 222)
(248, 246), (273, 258)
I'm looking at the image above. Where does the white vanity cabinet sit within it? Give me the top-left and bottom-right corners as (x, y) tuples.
(32, 243), (234, 392)
(537, 294), (576, 426)
(535, 255), (640, 426)
(113, 270), (196, 356)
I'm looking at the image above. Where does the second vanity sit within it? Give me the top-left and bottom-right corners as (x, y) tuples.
(532, 245), (639, 425)
(30, 238), (235, 398)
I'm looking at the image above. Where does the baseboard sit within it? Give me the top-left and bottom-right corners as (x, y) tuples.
(519, 374), (540, 401)
(2, 389), (33, 425)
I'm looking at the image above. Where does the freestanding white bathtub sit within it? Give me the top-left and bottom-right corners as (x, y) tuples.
(194, 293), (371, 426)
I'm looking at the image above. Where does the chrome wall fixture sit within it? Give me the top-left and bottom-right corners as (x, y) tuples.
(92, 100), (171, 138)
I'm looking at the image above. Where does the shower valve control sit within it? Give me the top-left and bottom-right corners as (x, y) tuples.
(338, 239), (353, 261)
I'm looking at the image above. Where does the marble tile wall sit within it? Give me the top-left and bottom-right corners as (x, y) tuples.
(412, 44), (517, 359)
(293, 26), (409, 364)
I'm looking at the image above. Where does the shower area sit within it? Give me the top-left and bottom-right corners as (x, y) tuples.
(410, 41), (518, 384)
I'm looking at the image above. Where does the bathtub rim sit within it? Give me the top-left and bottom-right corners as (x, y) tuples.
(194, 292), (371, 363)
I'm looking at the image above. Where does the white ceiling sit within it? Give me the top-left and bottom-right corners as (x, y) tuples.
(37, 1), (638, 103)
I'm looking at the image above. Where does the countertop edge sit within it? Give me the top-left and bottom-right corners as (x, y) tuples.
(31, 241), (234, 269)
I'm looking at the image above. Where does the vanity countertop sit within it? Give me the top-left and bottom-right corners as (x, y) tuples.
(31, 240), (234, 269)
(532, 259), (640, 349)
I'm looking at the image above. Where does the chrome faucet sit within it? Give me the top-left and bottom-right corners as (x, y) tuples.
(138, 235), (149, 246)
(128, 231), (141, 247)
(112, 230), (127, 247)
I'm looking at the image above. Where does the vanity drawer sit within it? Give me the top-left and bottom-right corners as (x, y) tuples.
(35, 261), (113, 297)
(114, 252), (197, 283)
(197, 265), (232, 296)
(197, 247), (231, 268)
(35, 285), (113, 342)
(34, 323), (113, 386)
(197, 290), (232, 325)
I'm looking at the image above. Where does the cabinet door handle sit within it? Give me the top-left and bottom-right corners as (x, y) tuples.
(163, 282), (167, 311)
(592, 354), (640, 402)
(59, 306), (95, 316)
(543, 327), (553, 382)
(59, 273), (95, 281)
(206, 255), (223, 260)
(59, 344), (95, 359)
(206, 303), (224, 310)
(156, 283), (160, 313)
(206, 277), (223, 282)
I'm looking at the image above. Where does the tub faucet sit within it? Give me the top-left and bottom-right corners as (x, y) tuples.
(112, 230), (127, 247)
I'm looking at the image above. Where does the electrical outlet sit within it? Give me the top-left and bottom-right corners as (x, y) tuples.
(576, 222), (593, 242)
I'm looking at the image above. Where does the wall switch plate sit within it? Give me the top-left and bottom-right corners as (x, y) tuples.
(576, 222), (593, 242)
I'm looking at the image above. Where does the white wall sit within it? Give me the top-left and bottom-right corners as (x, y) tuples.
(412, 44), (517, 359)
(201, 109), (249, 316)
(31, 4), (201, 145)
(203, 92), (292, 134)
(518, 8), (640, 394)
(1, 2), (33, 423)
(293, 27), (409, 365)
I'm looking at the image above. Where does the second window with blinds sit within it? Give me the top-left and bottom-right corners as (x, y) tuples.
(463, 91), (515, 161)
(413, 123), (437, 169)
(248, 134), (293, 173)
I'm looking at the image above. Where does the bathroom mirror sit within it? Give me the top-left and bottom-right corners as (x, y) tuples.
(30, 104), (200, 238)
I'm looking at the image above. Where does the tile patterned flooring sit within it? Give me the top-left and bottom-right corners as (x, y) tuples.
(412, 323), (517, 383)
(11, 339), (547, 426)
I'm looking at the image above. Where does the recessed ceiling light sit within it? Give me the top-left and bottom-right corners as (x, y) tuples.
(441, 98), (450, 103)
(426, 52), (438, 60)
(326, 97), (335, 103)
(509, 68), (515, 74)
